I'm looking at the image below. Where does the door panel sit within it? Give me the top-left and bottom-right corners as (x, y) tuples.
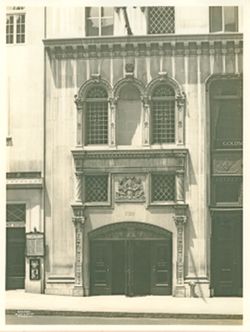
(90, 241), (112, 295)
(112, 241), (125, 294)
(151, 240), (172, 295)
(212, 213), (242, 296)
(6, 228), (25, 290)
(132, 241), (150, 296)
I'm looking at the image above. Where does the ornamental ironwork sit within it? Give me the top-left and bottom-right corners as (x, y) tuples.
(148, 7), (175, 34)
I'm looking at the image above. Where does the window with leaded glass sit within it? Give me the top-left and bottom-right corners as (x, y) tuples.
(209, 7), (238, 33)
(86, 7), (113, 36)
(151, 174), (175, 202)
(6, 7), (25, 44)
(86, 86), (108, 145)
(151, 84), (175, 144)
(148, 7), (175, 34)
(85, 175), (108, 203)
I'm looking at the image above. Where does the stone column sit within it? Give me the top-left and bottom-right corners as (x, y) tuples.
(176, 92), (185, 145)
(176, 170), (185, 203)
(174, 214), (187, 297)
(72, 206), (85, 296)
(74, 94), (84, 147)
(142, 96), (150, 146)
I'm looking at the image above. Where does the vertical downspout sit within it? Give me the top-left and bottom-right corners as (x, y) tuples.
(42, 5), (47, 294)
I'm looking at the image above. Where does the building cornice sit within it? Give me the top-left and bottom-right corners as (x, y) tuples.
(43, 34), (243, 60)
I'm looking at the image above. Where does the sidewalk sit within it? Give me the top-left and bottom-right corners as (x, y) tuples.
(5, 290), (243, 319)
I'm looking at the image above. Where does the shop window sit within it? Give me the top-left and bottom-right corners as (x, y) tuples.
(6, 7), (25, 44)
(85, 175), (108, 202)
(151, 84), (175, 144)
(209, 7), (238, 33)
(86, 7), (113, 36)
(85, 86), (108, 145)
(148, 7), (175, 34)
(213, 177), (242, 205)
(116, 84), (142, 146)
(151, 174), (175, 202)
(210, 80), (242, 149)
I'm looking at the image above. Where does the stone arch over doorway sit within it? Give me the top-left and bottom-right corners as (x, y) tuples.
(89, 222), (172, 296)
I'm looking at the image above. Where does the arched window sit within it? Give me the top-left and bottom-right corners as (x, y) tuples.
(85, 86), (108, 145)
(151, 84), (175, 144)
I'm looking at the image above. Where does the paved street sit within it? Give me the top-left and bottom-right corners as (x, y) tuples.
(6, 314), (242, 325)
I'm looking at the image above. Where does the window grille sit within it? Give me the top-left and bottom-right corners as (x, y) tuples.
(85, 175), (108, 202)
(152, 174), (175, 201)
(6, 8), (25, 44)
(151, 85), (175, 144)
(86, 86), (108, 145)
(148, 7), (175, 34)
(7, 204), (26, 222)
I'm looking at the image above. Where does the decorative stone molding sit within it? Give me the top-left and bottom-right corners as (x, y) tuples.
(113, 76), (145, 99)
(6, 172), (43, 189)
(115, 176), (145, 202)
(45, 35), (243, 60)
(72, 204), (85, 296)
(89, 222), (172, 240)
(174, 214), (187, 297)
(74, 171), (83, 203)
(108, 97), (117, 146)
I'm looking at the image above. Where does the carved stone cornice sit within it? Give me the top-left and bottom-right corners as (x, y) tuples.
(44, 34), (243, 60)
(72, 148), (188, 161)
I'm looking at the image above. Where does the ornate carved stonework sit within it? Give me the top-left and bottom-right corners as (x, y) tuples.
(115, 176), (145, 202)
(174, 215), (187, 285)
(45, 36), (242, 60)
(72, 204), (85, 293)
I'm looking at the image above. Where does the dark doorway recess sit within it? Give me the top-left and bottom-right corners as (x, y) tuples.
(6, 228), (26, 289)
(89, 222), (172, 296)
(211, 211), (242, 297)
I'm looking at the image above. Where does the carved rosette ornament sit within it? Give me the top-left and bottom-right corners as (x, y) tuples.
(72, 205), (85, 296)
(174, 213), (187, 297)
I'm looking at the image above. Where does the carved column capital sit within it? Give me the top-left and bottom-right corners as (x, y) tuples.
(174, 215), (187, 226)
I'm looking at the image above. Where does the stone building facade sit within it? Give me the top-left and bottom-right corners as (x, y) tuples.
(6, 6), (243, 298)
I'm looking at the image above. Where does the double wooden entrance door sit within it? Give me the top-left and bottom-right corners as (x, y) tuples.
(211, 211), (242, 296)
(90, 239), (172, 296)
